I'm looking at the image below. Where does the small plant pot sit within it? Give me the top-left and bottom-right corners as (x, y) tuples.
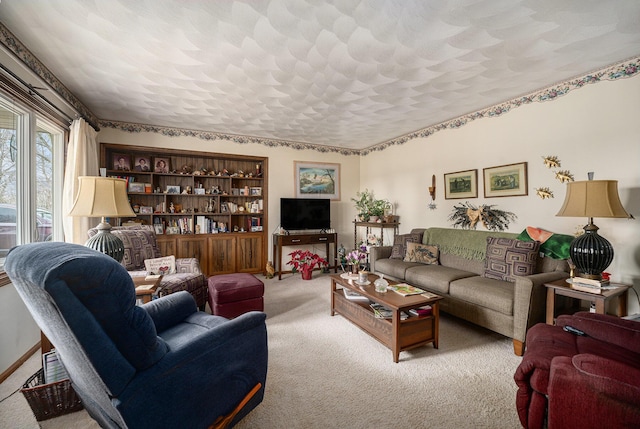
(301, 270), (313, 280)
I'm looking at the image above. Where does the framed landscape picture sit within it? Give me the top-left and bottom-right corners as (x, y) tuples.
(483, 162), (528, 197)
(294, 161), (340, 200)
(444, 169), (478, 199)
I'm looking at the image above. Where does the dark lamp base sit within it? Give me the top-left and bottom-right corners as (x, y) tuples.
(84, 222), (125, 262)
(569, 223), (613, 280)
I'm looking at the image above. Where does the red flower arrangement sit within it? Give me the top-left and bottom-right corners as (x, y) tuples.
(287, 250), (328, 280)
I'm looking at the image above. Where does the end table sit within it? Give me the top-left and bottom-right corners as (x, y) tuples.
(544, 278), (631, 325)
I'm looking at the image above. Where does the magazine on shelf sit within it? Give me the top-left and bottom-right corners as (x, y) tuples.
(343, 288), (370, 302)
(388, 283), (425, 296)
(370, 303), (408, 320)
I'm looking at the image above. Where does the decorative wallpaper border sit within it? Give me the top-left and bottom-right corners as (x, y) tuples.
(97, 120), (361, 156)
(361, 56), (640, 155)
(102, 56), (639, 156)
(1, 21), (637, 156)
(0, 23), (100, 129)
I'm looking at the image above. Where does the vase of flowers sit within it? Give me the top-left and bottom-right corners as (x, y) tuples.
(287, 250), (328, 280)
(345, 249), (366, 274)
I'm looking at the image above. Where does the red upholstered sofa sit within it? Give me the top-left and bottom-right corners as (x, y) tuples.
(514, 312), (640, 428)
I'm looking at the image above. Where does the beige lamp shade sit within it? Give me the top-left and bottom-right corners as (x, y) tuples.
(556, 180), (629, 219)
(68, 176), (136, 218)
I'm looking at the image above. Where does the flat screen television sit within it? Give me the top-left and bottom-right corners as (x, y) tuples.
(280, 198), (331, 231)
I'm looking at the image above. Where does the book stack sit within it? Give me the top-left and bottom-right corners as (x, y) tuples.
(570, 276), (609, 294)
(408, 306), (433, 317)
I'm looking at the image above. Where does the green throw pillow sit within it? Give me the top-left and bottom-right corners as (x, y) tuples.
(517, 228), (573, 260)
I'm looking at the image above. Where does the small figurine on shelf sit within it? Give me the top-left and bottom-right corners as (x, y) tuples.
(169, 202), (175, 213)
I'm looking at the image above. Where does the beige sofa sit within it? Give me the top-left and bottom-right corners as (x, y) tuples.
(370, 227), (569, 355)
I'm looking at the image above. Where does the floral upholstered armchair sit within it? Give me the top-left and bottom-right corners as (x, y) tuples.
(88, 226), (207, 309)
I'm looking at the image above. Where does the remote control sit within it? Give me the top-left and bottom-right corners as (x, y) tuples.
(563, 325), (586, 336)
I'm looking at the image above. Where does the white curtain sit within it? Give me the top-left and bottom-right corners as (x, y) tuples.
(62, 118), (99, 244)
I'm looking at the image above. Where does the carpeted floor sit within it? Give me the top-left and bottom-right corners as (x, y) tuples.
(0, 273), (523, 428)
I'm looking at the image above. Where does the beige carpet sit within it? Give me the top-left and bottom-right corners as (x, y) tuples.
(0, 273), (523, 428)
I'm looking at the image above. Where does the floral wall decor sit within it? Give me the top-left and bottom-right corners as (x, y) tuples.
(449, 201), (516, 231)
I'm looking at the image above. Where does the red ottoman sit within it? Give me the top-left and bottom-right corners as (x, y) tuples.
(207, 273), (264, 318)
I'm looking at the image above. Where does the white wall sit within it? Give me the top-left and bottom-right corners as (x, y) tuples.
(0, 284), (40, 375)
(362, 76), (640, 314)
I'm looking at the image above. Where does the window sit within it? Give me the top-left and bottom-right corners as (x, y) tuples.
(0, 95), (64, 273)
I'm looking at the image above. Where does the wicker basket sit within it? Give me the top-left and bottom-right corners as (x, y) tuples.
(21, 368), (83, 421)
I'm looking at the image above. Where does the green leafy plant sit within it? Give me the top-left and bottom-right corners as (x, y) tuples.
(351, 189), (391, 220)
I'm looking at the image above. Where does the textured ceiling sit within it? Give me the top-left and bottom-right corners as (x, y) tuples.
(1, 0), (640, 150)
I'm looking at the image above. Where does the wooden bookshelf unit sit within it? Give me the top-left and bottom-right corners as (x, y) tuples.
(100, 143), (268, 276)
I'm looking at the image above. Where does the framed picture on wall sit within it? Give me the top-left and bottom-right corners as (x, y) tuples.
(294, 161), (341, 200)
(483, 162), (528, 197)
(444, 169), (478, 199)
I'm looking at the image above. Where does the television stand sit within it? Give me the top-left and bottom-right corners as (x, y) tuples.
(273, 232), (338, 280)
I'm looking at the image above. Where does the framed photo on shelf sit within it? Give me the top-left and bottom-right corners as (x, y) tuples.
(139, 206), (153, 214)
(444, 169), (478, 199)
(153, 157), (170, 173)
(483, 162), (528, 197)
(153, 224), (164, 235)
(128, 182), (145, 193)
(250, 187), (262, 196)
(166, 185), (180, 194)
(193, 188), (205, 195)
(133, 156), (151, 172)
(112, 153), (131, 171)
(294, 161), (340, 200)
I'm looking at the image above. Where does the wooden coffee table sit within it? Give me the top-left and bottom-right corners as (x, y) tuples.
(330, 273), (442, 363)
(132, 275), (163, 304)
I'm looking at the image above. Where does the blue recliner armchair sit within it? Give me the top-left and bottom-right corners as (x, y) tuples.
(5, 242), (268, 429)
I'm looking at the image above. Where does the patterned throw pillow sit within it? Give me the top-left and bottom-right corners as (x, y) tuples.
(483, 237), (540, 282)
(144, 256), (177, 275)
(403, 242), (439, 265)
(390, 233), (422, 259)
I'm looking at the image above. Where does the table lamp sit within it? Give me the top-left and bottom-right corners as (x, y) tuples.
(556, 179), (629, 280)
(68, 176), (136, 262)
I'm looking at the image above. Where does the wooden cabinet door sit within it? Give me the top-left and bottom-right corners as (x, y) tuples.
(237, 234), (263, 273)
(177, 236), (207, 260)
(208, 235), (236, 275)
(156, 235), (177, 257)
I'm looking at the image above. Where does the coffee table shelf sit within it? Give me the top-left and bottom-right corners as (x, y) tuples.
(330, 273), (442, 362)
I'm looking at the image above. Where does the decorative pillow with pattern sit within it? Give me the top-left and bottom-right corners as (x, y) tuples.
(483, 237), (540, 282)
(390, 233), (422, 259)
(144, 255), (176, 275)
(403, 242), (439, 265)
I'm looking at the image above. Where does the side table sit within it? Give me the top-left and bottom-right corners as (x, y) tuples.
(133, 275), (163, 304)
(544, 278), (631, 325)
